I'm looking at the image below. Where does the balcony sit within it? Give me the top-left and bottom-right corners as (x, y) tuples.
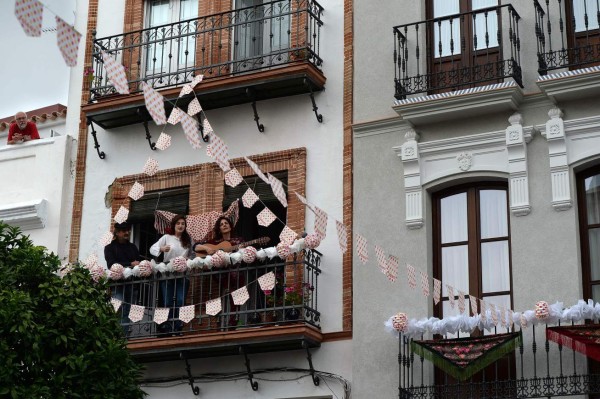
(86, 0), (324, 129)
(393, 4), (523, 100)
(398, 323), (600, 399)
(109, 250), (322, 362)
(535, 0), (600, 75)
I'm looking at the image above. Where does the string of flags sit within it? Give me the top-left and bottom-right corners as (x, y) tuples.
(15, 0), (82, 67)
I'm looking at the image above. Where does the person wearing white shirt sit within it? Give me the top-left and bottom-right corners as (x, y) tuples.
(150, 215), (192, 335)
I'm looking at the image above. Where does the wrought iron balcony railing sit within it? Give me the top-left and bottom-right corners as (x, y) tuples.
(90, 0), (323, 102)
(109, 250), (321, 340)
(393, 4), (522, 100)
(535, 0), (600, 75)
(399, 323), (600, 399)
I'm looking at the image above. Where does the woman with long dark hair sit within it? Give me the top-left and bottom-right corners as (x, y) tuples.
(150, 215), (192, 334)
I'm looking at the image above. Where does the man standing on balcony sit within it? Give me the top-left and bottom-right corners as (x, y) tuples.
(7, 112), (40, 144)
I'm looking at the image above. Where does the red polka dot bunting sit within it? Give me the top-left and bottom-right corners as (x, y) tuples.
(101, 51), (129, 94)
(56, 16), (82, 67)
(187, 98), (202, 116)
(141, 82), (166, 125)
(15, 0), (43, 37)
(242, 188), (259, 208)
(180, 113), (203, 149)
(225, 168), (243, 188)
(257, 208), (276, 227)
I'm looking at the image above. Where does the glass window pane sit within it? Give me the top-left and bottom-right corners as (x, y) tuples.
(573, 0), (600, 32)
(585, 174), (600, 224)
(433, 0), (461, 57)
(481, 240), (510, 293)
(480, 189), (508, 239)
(442, 245), (469, 296)
(589, 228), (600, 280)
(443, 300), (470, 338)
(482, 294), (511, 334)
(592, 285), (600, 303)
(441, 193), (468, 243)
(472, 0), (499, 49)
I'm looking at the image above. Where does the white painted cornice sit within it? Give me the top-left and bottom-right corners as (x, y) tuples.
(0, 199), (48, 231)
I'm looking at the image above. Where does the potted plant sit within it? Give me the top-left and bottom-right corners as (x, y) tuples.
(283, 282), (313, 320)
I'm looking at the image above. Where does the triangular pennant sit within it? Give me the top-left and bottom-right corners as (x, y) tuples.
(167, 108), (184, 125)
(447, 285), (455, 309)
(142, 157), (159, 176)
(15, 0), (43, 37)
(458, 290), (466, 314)
(386, 255), (399, 282)
(294, 191), (308, 205)
(508, 310), (514, 328)
(335, 220), (348, 254)
(202, 118), (214, 136)
(179, 84), (193, 97)
(279, 226), (296, 245)
(356, 233), (368, 264)
(406, 264), (417, 289)
(190, 74), (204, 88)
(129, 304), (145, 322)
(470, 294), (478, 316)
(179, 305), (195, 323)
(433, 278), (441, 305)
(141, 82), (166, 125)
(244, 157), (269, 184)
(225, 169), (243, 188)
(258, 272), (276, 291)
(374, 245), (386, 273)
(180, 113), (203, 149)
(206, 298), (222, 316)
(128, 181), (144, 201)
(490, 303), (498, 326)
(56, 16), (82, 67)
(480, 300), (487, 322)
(268, 173), (287, 207)
(500, 305), (507, 328)
(101, 50), (129, 94)
(99, 232), (113, 247)
(153, 308), (169, 324)
(114, 206), (129, 224)
(84, 253), (99, 269)
(520, 313), (527, 328)
(231, 286), (249, 306)
(110, 297), (122, 312)
(411, 332), (522, 381)
(187, 97), (202, 116)
(242, 188), (259, 208)
(313, 206), (328, 240)
(420, 271), (430, 297)
(155, 133), (172, 150)
(257, 208), (276, 227)
(206, 132), (230, 172)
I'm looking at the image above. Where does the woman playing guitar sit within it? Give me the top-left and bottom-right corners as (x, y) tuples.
(193, 216), (244, 257)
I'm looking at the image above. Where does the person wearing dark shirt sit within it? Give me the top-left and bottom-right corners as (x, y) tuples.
(7, 112), (40, 145)
(104, 222), (143, 337)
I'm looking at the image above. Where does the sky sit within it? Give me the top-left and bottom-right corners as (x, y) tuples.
(0, 0), (77, 119)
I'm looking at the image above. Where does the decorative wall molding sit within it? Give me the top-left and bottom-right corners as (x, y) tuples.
(539, 108), (571, 211)
(395, 114), (535, 227)
(0, 199), (48, 231)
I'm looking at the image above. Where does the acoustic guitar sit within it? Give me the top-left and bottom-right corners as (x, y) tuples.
(194, 237), (270, 258)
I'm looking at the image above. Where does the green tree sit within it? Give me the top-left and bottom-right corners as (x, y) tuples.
(0, 222), (145, 398)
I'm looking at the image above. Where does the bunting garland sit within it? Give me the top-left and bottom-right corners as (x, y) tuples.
(406, 264), (417, 289)
(447, 285), (455, 309)
(433, 279), (441, 305)
(420, 271), (430, 297)
(14, 0), (43, 37)
(356, 233), (368, 264)
(386, 255), (399, 282)
(335, 220), (348, 254)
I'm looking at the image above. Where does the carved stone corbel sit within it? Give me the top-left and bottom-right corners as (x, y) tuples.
(542, 108), (572, 211)
(400, 129), (423, 229)
(505, 113), (532, 216)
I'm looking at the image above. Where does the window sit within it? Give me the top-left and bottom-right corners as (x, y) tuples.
(577, 167), (600, 301)
(433, 183), (512, 326)
(144, 0), (198, 78)
(565, 0), (600, 69)
(129, 187), (190, 260)
(223, 170), (288, 247)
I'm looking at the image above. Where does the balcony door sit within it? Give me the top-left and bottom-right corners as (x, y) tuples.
(233, 0), (290, 72)
(144, 0), (198, 84)
(566, 0), (600, 68)
(428, 0), (501, 92)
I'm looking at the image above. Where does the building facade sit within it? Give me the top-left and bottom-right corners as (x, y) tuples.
(353, 0), (600, 398)
(66, 0), (353, 397)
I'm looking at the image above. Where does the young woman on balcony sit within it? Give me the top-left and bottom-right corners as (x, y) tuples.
(150, 214), (192, 335)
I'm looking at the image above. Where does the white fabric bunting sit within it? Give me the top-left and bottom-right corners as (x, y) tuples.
(114, 206), (129, 224)
(420, 271), (430, 297)
(257, 208), (276, 227)
(231, 286), (249, 306)
(244, 157), (269, 184)
(187, 98), (202, 116)
(470, 294), (478, 316)
(406, 264), (417, 289)
(433, 278), (441, 305)
(242, 188), (259, 208)
(294, 191), (308, 205)
(224, 169), (243, 188)
(268, 173), (287, 207)
(206, 132), (230, 172)
(279, 226), (296, 245)
(167, 108), (184, 125)
(206, 298), (222, 316)
(99, 232), (113, 247)
(179, 84), (193, 97)
(128, 182), (144, 201)
(101, 51), (129, 94)
(313, 206), (328, 240)
(180, 113), (203, 150)
(386, 255), (398, 282)
(258, 272), (276, 291)
(153, 308), (169, 325)
(155, 133), (172, 150)
(447, 285), (455, 309)
(374, 245), (386, 274)
(15, 0), (43, 37)
(335, 220), (348, 254)
(129, 305), (145, 322)
(84, 253), (99, 269)
(141, 82), (166, 125)
(190, 74), (204, 88)
(179, 305), (195, 323)
(458, 290), (466, 314)
(111, 297), (122, 312)
(356, 233), (368, 264)
(143, 157), (159, 176)
(56, 16), (82, 67)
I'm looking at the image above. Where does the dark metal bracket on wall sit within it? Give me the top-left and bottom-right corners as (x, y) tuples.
(181, 353), (200, 396)
(246, 88), (265, 133)
(137, 108), (156, 151)
(195, 111), (210, 142)
(87, 118), (106, 160)
(304, 78), (323, 123)
(239, 346), (259, 391)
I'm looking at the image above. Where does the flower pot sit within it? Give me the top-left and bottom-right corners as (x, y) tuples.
(285, 308), (301, 321)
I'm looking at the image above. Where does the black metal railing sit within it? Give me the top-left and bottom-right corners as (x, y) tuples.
(393, 4), (522, 100)
(535, 0), (600, 75)
(109, 250), (321, 339)
(90, 0), (323, 101)
(399, 323), (600, 399)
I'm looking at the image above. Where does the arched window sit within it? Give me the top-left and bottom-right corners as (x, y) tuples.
(577, 166), (600, 301)
(432, 182), (513, 325)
